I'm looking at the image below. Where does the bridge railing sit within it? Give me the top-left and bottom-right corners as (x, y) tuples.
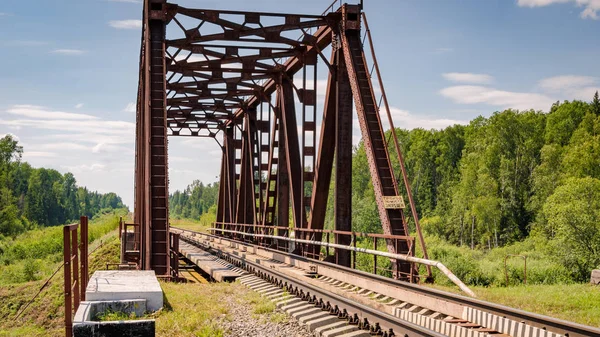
(207, 223), (475, 297)
(212, 222), (420, 281)
(63, 216), (89, 337)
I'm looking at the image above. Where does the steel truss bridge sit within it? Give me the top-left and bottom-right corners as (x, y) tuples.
(133, 0), (431, 280)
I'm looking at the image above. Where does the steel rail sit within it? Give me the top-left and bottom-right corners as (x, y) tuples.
(178, 231), (445, 337)
(173, 227), (600, 337)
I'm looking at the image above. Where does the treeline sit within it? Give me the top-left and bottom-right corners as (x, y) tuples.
(169, 180), (219, 219)
(0, 135), (126, 238)
(351, 92), (600, 280)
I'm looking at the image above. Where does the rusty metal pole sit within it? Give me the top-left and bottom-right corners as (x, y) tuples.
(70, 229), (80, 312)
(373, 238), (377, 275)
(335, 45), (353, 268)
(79, 216), (88, 301)
(63, 226), (72, 337)
(361, 13), (432, 279)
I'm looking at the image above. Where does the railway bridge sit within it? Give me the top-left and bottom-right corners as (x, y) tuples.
(104, 1), (600, 336)
(133, 0), (429, 280)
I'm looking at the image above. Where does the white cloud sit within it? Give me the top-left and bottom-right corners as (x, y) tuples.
(75, 103), (84, 109)
(442, 72), (494, 84)
(376, 107), (467, 132)
(0, 119), (134, 135)
(6, 105), (98, 120)
(22, 151), (57, 158)
(440, 85), (555, 111)
(538, 75), (600, 100)
(517, 0), (600, 20)
(61, 163), (107, 173)
(108, 20), (142, 29)
(538, 75), (597, 91)
(39, 142), (90, 151)
(124, 102), (136, 113)
(51, 49), (86, 55)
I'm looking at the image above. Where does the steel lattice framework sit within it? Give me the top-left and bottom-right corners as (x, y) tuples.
(135, 0), (430, 281)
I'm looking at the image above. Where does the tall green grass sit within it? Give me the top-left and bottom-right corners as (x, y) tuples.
(0, 209), (127, 284)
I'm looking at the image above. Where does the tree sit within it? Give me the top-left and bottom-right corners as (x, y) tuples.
(541, 177), (600, 280)
(592, 91), (600, 116)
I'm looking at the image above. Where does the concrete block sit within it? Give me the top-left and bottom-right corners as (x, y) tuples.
(86, 271), (163, 311)
(591, 269), (600, 285)
(73, 319), (155, 337)
(75, 300), (147, 323)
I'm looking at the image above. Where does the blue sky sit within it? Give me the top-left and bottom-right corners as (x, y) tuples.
(0, 0), (599, 208)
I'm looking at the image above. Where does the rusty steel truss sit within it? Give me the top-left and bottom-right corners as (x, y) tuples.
(134, 0), (431, 280)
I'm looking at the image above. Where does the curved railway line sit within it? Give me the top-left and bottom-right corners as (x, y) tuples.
(172, 226), (600, 337)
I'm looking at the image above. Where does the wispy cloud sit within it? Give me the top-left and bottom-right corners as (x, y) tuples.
(439, 85), (555, 111)
(6, 105), (98, 120)
(384, 107), (467, 130)
(538, 75), (597, 91)
(434, 47), (454, 54)
(0, 12), (12, 17)
(39, 142), (90, 151)
(22, 151), (57, 158)
(123, 102), (136, 113)
(517, 0), (600, 20)
(108, 20), (142, 29)
(538, 75), (599, 100)
(75, 103), (84, 109)
(61, 163), (107, 173)
(51, 49), (86, 55)
(442, 72), (494, 84)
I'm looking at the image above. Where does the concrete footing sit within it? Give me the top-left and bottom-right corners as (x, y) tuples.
(73, 270), (163, 337)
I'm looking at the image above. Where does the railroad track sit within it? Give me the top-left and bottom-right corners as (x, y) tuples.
(172, 227), (600, 337)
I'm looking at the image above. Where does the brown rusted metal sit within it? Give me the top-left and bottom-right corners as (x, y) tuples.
(334, 43), (353, 267)
(361, 12), (431, 280)
(63, 218), (88, 337)
(79, 216), (88, 301)
(339, 4), (412, 279)
(133, 1), (429, 281)
(170, 232), (180, 279)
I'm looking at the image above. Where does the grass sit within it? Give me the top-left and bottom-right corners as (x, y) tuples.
(428, 283), (600, 327)
(155, 281), (232, 337)
(0, 213), (125, 337)
(244, 291), (276, 315)
(169, 218), (211, 233)
(95, 309), (139, 321)
(0, 209), (128, 285)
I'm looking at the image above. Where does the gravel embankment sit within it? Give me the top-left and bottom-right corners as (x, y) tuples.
(220, 283), (312, 337)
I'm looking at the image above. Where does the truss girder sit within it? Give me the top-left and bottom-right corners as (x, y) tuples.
(134, 0), (429, 281)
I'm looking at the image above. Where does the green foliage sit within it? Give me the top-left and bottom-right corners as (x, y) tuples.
(95, 309), (139, 321)
(348, 93), (600, 284)
(0, 209), (127, 284)
(0, 135), (126, 238)
(541, 177), (600, 280)
(169, 180), (219, 219)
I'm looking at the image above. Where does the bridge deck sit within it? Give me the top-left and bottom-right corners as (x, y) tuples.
(178, 241), (241, 282)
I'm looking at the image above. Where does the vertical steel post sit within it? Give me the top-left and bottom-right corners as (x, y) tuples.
(334, 45), (353, 267)
(79, 216), (88, 301)
(279, 79), (307, 231)
(63, 226), (72, 337)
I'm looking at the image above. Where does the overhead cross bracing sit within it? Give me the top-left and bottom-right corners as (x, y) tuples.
(135, 0), (431, 281)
